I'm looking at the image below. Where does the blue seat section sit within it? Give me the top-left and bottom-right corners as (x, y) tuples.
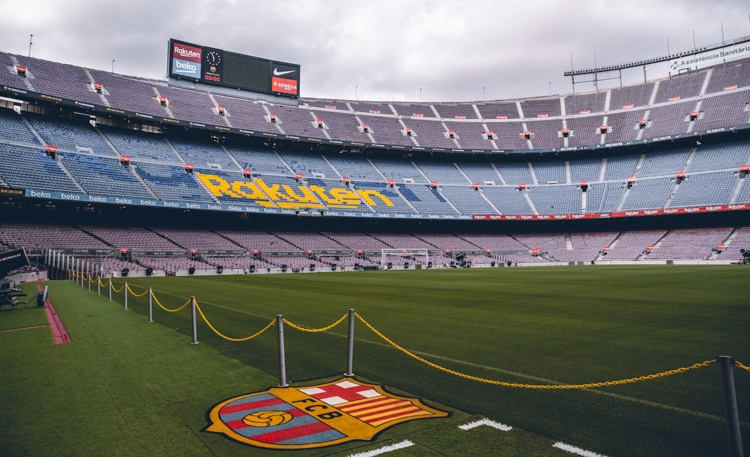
(735, 176), (750, 203)
(482, 187), (534, 214)
(354, 183), (415, 213)
(25, 113), (115, 155)
(370, 158), (428, 183)
(0, 144), (79, 191)
(322, 155), (383, 181)
(457, 162), (502, 185)
(495, 162), (534, 185)
(227, 146), (290, 175)
(532, 161), (567, 184)
(0, 109), (40, 145)
(414, 160), (468, 183)
(591, 182), (627, 213)
(668, 172), (737, 207)
(100, 126), (181, 164)
(278, 152), (338, 177)
(637, 148), (690, 177)
(305, 178), (371, 211)
(528, 185), (581, 214)
(134, 162), (214, 202)
(399, 184), (459, 214)
(604, 154), (640, 180)
(687, 141), (750, 173)
(441, 186), (497, 214)
(621, 177), (673, 210)
(169, 139), (239, 171)
(569, 158), (602, 182)
(61, 153), (152, 198)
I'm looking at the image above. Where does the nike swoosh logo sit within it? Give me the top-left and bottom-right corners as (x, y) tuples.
(273, 68), (296, 76)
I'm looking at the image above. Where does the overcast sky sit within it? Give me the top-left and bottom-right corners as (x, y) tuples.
(2, 0), (749, 102)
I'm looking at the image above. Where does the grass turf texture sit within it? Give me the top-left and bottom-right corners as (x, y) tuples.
(1, 265), (748, 456)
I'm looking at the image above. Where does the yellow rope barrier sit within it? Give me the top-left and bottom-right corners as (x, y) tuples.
(282, 313), (348, 333)
(355, 312), (711, 389)
(99, 277), (108, 287)
(151, 292), (191, 313)
(194, 300), (276, 342)
(736, 360), (750, 374)
(126, 284), (149, 298)
(110, 282), (124, 293)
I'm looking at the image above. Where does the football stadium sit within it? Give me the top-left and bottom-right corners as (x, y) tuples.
(1, 18), (750, 457)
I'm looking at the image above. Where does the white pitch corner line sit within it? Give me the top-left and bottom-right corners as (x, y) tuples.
(458, 418), (513, 431)
(346, 440), (414, 457)
(552, 441), (608, 457)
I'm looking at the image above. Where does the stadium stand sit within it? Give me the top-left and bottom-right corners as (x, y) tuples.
(3, 48), (750, 271)
(61, 153), (153, 198)
(0, 108), (40, 145)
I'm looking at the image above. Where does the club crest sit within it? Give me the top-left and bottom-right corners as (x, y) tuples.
(205, 378), (449, 450)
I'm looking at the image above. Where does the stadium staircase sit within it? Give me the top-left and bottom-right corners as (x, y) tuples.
(729, 174), (746, 204)
(636, 230), (672, 260)
(711, 227), (744, 260)
(208, 94), (233, 128)
(523, 191), (539, 215)
(83, 69), (110, 107)
(699, 68), (713, 96)
(56, 158), (86, 193)
(151, 87), (176, 119)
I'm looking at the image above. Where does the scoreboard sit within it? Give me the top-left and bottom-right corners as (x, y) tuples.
(168, 39), (300, 98)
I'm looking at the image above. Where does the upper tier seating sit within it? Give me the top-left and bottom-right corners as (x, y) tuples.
(2, 49), (749, 155)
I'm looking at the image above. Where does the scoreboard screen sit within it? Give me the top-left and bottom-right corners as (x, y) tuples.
(168, 39), (300, 98)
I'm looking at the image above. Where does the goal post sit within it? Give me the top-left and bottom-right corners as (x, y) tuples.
(380, 249), (429, 269)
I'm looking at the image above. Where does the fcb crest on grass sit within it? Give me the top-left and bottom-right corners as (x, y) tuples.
(205, 377), (449, 450)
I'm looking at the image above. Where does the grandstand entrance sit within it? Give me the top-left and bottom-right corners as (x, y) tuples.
(381, 249), (429, 270)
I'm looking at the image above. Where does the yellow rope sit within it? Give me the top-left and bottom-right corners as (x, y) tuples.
(355, 312), (711, 389)
(282, 313), (348, 333)
(110, 282), (124, 293)
(126, 284), (149, 298)
(736, 360), (750, 374)
(194, 300), (276, 341)
(99, 277), (108, 287)
(151, 292), (191, 313)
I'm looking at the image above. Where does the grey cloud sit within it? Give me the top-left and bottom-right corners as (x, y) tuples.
(2, 0), (748, 102)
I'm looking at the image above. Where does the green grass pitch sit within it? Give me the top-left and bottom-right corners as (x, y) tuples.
(1, 265), (748, 456)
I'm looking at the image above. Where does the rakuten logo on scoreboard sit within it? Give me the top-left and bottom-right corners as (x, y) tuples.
(172, 42), (202, 79)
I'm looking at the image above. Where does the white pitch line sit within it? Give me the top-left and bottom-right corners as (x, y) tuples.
(552, 441), (608, 457)
(459, 418), (512, 431)
(345, 440), (414, 457)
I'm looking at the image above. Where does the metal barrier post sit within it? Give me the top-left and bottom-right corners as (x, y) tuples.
(108, 278), (112, 302)
(97, 277), (101, 295)
(88, 274), (91, 292)
(344, 309), (355, 376)
(718, 356), (744, 457)
(277, 315), (289, 387)
(123, 281), (128, 310)
(147, 288), (153, 322)
(191, 296), (198, 344)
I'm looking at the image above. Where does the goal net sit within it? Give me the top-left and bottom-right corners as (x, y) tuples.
(380, 249), (429, 269)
